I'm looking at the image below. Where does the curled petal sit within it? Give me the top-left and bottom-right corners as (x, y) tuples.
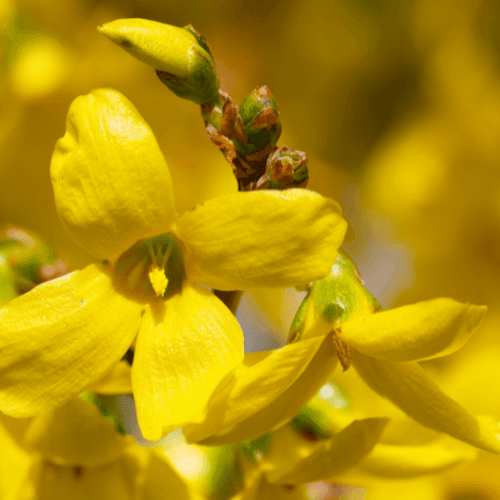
(132, 285), (244, 440)
(175, 189), (347, 290)
(183, 334), (337, 445)
(344, 435), (477, 479)
(0, 264), (143, 417)
(353, 352), (500, 453)
(338, 298), (486, 362)
(265, 418), (388, 484)
(51, 88), (177, 262)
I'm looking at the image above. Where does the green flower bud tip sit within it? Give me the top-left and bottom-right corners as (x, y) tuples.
(239, 433), (271, 462)
(267, 146), (309, 189)
(289, 398), (336, 441)
(233, 85), (282, 156)
(98, 19), (220, 104)
(287, 250), (382, 343)
(0, 224), (66, 298)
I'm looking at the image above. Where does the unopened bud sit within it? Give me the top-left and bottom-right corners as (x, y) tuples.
(266, 146), (308, 189)
(98, 19), (220, 104)
(288, 250), (381, 344)
(233, 86), (281, 157)
(0, 225), (66, 303)
(289, 396), (336, 441)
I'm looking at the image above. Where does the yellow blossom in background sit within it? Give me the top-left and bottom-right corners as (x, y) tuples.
(0, 397), (201, 500)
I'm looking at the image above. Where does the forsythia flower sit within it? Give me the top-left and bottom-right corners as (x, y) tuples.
(0, 397), (200, 500)
(0, 88), (347, 440)
(183, 252), (500, 455)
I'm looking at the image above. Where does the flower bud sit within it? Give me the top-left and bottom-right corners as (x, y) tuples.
(266, 146), (309, 189)
(288, 251), (381, 344)
(0, 224), (66, 303)
(289, 394), (337, 441)
(233, 86), (281, 157)
(98, 19), (220, 104)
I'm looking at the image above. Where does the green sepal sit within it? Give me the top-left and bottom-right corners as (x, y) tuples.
(288, 250), (382, 343)
(79, 392), (127, 435)
(238, 433), (272, 462)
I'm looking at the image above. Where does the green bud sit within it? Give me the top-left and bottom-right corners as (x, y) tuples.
(79, 392), (126, 435)
(233, 86), (281, 157)
(98, 19), (220, 104)
(0, 225), (67, 304)
(289, 398), (336, 441)
(266, 146), (309, 189)
(288, 250), (382, 344)
(238, 433), (271, 462)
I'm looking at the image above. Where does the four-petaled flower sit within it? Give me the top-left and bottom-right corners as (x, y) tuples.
(0, 88), (347, 439)
(182, 252), (500, 457)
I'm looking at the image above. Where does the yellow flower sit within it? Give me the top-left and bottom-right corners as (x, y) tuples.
(0, 397), (201, 500)
(182, 251), (500, 456)
(0, 88), (347, 440)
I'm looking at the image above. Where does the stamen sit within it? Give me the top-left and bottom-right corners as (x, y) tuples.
(160, 241), (174, 269)
(147, 241), (158, 266)
(146, 238), (174, 298)
(332, 329), (353, 371)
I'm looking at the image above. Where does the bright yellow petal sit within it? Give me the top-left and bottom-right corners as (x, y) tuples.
(0, 414), (31, 500)
(140, 449), (204, 500)
(89, 361), (133, 395)
(34, 453), (139, 500)
(0, 264), (143, 417)
(341, 435), (477, 480)
(51, 88), (177, 262)
(338, 298), (487, 362)
(196, 334), (339, 446)
(24, 398), (130, 467)
(232, 461), (309, 500)
(132, 285), (244, 440)
(183, 334), (337, 445)
(353, 351), (500, 453)
(265, 418), (388, 484)
(175, 189), (347, 290)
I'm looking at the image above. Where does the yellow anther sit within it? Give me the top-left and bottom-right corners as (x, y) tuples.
(149, 265), (169, 297)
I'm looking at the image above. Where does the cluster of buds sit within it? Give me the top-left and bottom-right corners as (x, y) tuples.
(0, 224), (66, 303)
(99, 19), (309, 191)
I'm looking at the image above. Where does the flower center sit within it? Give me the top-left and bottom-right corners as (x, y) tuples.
(146, 239), (173, 297)
(115, 233), (185, 301)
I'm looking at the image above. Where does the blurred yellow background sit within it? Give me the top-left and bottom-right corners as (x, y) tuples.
(3, 0), (500, 498)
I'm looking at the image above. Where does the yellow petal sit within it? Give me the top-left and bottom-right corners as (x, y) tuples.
(51, 88), (177, 262)
(24, 398), (130, 467)
(0, 264), (143, 417)
(198, 334), (338, 446)
(342, 435), (477, 479)
(89, 361), (133, 395)
(353, 351), (500, 453)
(0, 414), (31, 500)
(232, 461), (309, 500)
(33, 453), (139, 500)
(140, 449), (204, 500)
(183, 334), (337, 445)
(175, 189), (347, 290)
(265, 418), (388, 484)
(132, 285), (244, 440)
(338, 298), (487, 362)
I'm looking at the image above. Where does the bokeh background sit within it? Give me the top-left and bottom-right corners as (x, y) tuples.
(2, 0), (500, 498)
